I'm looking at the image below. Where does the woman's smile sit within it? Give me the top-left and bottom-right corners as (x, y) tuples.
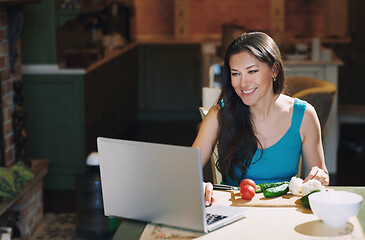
(242, 87), (257, 95)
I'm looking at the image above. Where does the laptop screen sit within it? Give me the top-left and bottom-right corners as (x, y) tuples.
(97, 137), (207, 232)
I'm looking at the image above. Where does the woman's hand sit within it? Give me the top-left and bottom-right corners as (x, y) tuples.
(203, 182), (215, 206)
(303, 166), (329, 186)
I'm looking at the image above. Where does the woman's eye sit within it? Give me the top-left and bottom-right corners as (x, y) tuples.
(231, 72), (240, 76)
(248, 70), (258, 74)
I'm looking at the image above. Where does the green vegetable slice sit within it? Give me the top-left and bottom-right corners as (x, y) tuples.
(300, 190), (321, 209)
(263, 183), (289, 198)
(257, 181), (289, 193)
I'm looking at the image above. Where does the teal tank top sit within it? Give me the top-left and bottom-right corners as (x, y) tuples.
(224, 98), (307, 185)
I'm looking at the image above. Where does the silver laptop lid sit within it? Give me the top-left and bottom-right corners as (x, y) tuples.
(97, 137), (207, 232)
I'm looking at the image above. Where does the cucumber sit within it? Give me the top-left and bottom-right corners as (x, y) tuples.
(300, 190), (321, 209)
(263, 183), (289, 198)
(257, 181), (288, 193)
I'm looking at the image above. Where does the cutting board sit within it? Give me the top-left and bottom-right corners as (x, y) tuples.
(214, 190), (303, 207)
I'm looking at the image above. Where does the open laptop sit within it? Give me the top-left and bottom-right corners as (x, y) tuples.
(97, 137), (247, 233)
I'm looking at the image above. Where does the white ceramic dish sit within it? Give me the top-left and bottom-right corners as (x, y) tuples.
(309, 191), (363, 226)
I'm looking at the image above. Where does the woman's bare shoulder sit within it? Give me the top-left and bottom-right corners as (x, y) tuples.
(207, 104), (220, 116)
(282, 95), (317, 122)
(303, 102), (318, 123)
(277, 94), (295, 112)
(201, 105), (220, 127)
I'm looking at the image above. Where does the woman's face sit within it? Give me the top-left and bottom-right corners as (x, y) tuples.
(229, 51), (275, 106)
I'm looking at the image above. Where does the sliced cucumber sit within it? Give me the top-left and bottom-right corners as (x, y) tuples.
(257, 181), (289, 192)
(263, 183), (289, 198)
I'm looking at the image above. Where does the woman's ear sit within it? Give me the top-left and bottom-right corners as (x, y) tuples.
(272, 62), (279, 78)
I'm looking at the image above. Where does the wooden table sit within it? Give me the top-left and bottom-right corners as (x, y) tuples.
(112, 186), (365, 239)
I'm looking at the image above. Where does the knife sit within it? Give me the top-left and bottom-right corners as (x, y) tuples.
(213, 184), (239, 191)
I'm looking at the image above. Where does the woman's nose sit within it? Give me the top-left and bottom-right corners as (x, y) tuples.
(239, 75), (248, 87)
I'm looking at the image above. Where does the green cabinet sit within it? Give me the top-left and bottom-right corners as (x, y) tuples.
(23, 47), (138, 190)
(23, 73), (85, 189)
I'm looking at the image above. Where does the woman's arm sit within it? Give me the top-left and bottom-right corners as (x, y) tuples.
(300, 104), (330, 186)
(192, 106), (220, 167)
(192, 105), (220, 206)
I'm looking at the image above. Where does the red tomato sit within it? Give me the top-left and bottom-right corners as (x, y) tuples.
(240, 179), (257, 190)
(240, 184), (255, 200)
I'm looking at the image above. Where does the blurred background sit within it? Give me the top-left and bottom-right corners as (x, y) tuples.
(0, 0), (364, 239)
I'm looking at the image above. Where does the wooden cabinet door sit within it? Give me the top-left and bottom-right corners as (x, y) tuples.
(138, 44), (201, 120)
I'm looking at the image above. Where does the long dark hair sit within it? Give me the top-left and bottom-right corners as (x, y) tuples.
(216, 32), (285, 184)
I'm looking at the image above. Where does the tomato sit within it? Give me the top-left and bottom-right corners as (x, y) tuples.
(239, 179), (256, 200)
(240, 184), (255, 200)
(240, 179), (257, 190)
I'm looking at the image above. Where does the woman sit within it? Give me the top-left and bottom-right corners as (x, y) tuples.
(192, 32), (329, 206)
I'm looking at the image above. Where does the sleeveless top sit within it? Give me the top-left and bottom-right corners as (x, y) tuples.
(224, 98), (307, 185)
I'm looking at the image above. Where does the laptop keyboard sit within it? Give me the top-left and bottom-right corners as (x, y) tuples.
(206, 213), (227, 225)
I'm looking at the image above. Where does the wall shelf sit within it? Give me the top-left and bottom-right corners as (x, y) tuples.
(56, 6), (105, 27)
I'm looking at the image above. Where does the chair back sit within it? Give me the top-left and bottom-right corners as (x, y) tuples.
(284, 76), (337, 135)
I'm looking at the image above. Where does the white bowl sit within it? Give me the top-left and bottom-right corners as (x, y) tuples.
(308, 191), (363, 226)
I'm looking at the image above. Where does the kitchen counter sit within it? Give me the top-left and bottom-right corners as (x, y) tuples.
(22, 42), (139, 75)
